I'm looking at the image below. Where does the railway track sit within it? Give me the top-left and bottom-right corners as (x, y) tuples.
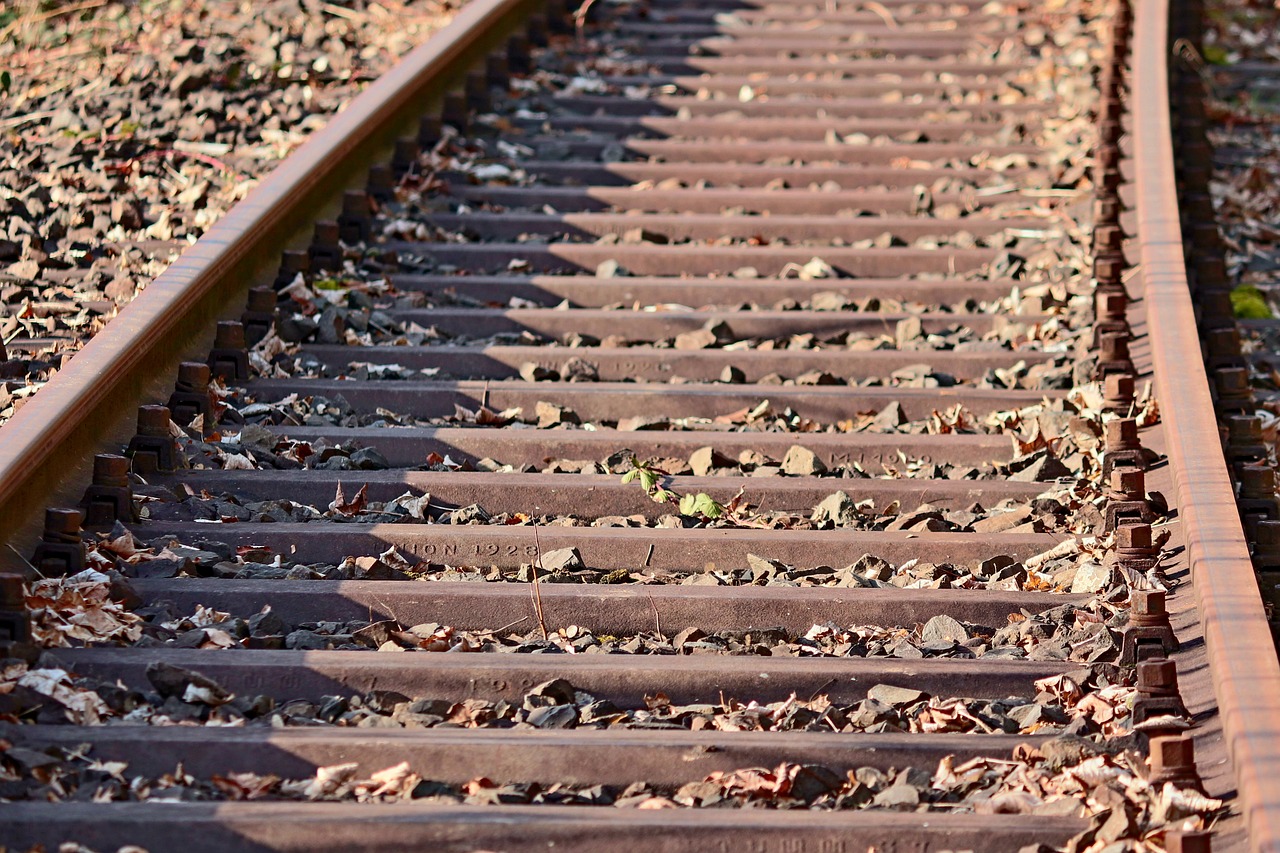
(1, 0), (1279, 849)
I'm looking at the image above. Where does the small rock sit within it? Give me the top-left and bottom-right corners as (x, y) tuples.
(866, 684), (927, 707)
(519, 362), (555, 382)
(527, 703), (579, 728)
(895, 316), (923, 348)
(871, 401), (906, 430)
(1008, 451), (1072, 482)
(921, 614), (969, 644)
(781, 445), (826, 476)
(811, 491), (858, 527)
(524, 678), (579, 708)
(972, 507), (1033, 533)
(539, 547), (584, 572)
(871, 783), (920, 809)
(810, 291), (850, 311)
(689, 446), (732, 477)
(536, 401), (579, 428)
(145, 662), (231, 705)
(621, 227), (668, 245)
(672, 626), (706, 650)
(719, 365), (745, 384)
(795, 370), (841, 386)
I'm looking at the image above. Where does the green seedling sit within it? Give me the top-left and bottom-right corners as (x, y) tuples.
(622, 456), (723, 519)
(621, 456), (668, 501)
(1231, 284), (1272, 319)
(679, 492), (724, 520)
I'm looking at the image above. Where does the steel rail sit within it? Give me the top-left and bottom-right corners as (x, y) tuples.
(0, 0), (542, 561)
(0, 0), (1260, 847)
(1133, 2), (1280, 849)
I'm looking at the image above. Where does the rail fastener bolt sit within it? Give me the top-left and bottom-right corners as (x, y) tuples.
(1121, 589), (1180, 665)
(274, 249), (311, 290)
(1133, 658), (1190, 725)
(1093, 292), (1130, 349)
(1094, 255), (1129, 296)
(338, 189), (373, 244)
(79, 454), (138, 527)
(1102, 372), (1136, 415)
(391, 138), (421, 176)
(1189, 221), (1224, 256)
(367, 163), (395, 204)
(208, 321), (250, 383)
(1095, 142), (1123, 175)
(1225, 414), (1269, 475)
(485, 54), (509, 91)
(309, 220), (343, 272)
(242, 288), (278, 346)
(1148, 734), (1204, 793)
(441, 92), (470, 133)
(1205, 327), (1246, 371)
(0, 572), (30, 647)
(1105, 521), (1159, 574)
(1095, 331), (1136, 380)
(1103, 467), (1157, 532)
(126, 404), (178, 475)
(167, 362), (214, 432)
(1238, 464), (1280, 525)
(1098, 118), (1123, 148)
(1102, 418), (1155, 477)
(418, 115), (444, 148)
(1093, 196), (1123, 229)
(507, 33), (532, 73)
(1193, 255), (1229, 294)
(31, 508), (86, 577)
(1197, 291), (1236, 333)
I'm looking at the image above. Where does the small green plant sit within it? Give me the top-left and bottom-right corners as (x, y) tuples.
(1231, 284), (1272, 319)
(621, 456), (677, 503)
(678, 492), (724, 519)
(0, 71), (10, 95)
(621, 456), (723, 519)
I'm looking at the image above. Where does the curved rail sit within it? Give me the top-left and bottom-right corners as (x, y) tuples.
(0, 0), (541, 558)
(1133, 2), (1280, 849)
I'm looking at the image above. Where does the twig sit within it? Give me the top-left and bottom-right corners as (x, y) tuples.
(480, 615), (531, 636)
(573, 0), (601, 45)
(320, 2), (366, 21)
(0, 110), (57, 131)
(7, 543), (44, 578)
(808, 678), (836, 703)
(529, 523), (548, 640)
(645, 589), (661, 637)
(372, 597), (402, 626)
(857, 1), (899, 29)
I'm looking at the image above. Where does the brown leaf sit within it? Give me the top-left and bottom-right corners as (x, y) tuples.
(329, 482), (368, 516)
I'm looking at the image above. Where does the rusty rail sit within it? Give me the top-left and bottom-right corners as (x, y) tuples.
(1133, 1), (1280, 849)
(0, 0), (543, 561)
